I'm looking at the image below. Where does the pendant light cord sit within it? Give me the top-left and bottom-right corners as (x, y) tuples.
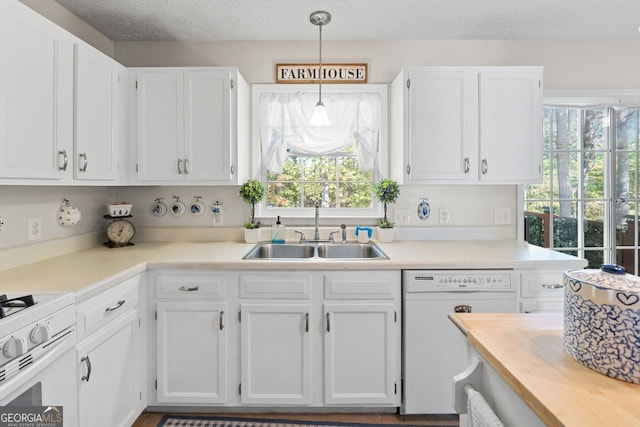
(318, 23), (323, 105)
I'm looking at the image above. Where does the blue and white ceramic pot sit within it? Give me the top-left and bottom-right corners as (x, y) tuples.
(563, 267), (640, 384)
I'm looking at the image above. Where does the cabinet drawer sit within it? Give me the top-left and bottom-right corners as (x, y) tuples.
(76, 275), (139, 340)
(239, 273), (310, 299)
(156, 274), (227, 299)
(323, 271), (399, 300)
(520, 300), (563, 314)
(520, 272), (564, 299)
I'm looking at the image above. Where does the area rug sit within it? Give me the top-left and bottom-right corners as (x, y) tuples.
(157, 415), (447, 427)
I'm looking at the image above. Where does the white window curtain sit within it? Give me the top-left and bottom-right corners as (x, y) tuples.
(259, 91), (381, 174)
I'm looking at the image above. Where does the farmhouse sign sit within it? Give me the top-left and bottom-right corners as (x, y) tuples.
(276, 63), (368, 84)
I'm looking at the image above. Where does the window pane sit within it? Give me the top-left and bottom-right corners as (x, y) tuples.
(524, 203), (550, 247)
(584, 152), (606, 198)
(584, 250), (604, 268)
(616, 108), (638, 151)
(338, 157), (373, 181)
(267, 182), (301, 207)
(582, 109), (609, 151)
(552, 151), (578, 200)
(553, 201), (577, 248)
(304, 182), (336, 207)
(546, 108), (579, 150)
(616, 249), (637, 275)
(584, 201), (604, 248)
(615, 152), (636, 200)
(338, 182), (372, 208)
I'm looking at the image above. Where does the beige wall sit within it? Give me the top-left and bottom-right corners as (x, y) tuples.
(19, 0), (114, 57)
(115, 39), (640, 89)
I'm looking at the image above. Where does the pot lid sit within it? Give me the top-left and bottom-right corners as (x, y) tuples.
(565, 265), (640, 292)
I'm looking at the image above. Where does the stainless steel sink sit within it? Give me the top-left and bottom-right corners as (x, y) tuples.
(242, 243), (315, 259)
(316, 243), (388, 259)
(243, 242), (388, 260)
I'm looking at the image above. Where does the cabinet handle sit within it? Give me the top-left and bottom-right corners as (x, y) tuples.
(219, 310), (225, 331)
(230, 165), (234, 175)
(463, 157), (470, 173)
(454, 305), (472, 313)
(105, 299), (125, 312)
(305, 313), (309, 333)
(177, 158), (183, 174)
(326, 312), (331, 332)
(542, 283), (563, 289)
(58, 150), (68, 171)
(481, 158), (488, 175)
(406, 164), (411, 175)
(81, 356), (92, 382)
(183, 158), (190, 175)
(179, 286), (199, 292)
(79, 152), (88, 172)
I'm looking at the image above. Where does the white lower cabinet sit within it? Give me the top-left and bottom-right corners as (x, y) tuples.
(324, 303), (397, 405)
(150, 269), (400, 409)
(157, 301), (227, 403)
(76, 276), (142, 427)
(519, 270), (566, 313)
(240, 303), (311, 405)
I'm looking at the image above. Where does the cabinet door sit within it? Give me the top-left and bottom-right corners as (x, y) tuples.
(77, 310), (139, 427)
(240, 303), (311, 405)
(479, 69), (543, 182)
(156, 301), (227, 403)
(136, 72), (183, 181)
(0, 1), (73, 179)
(184, 70), (232, 181)
(74, 43), (119, 180)
(407, 69), (477, 182)
(324, 303), (396, 405)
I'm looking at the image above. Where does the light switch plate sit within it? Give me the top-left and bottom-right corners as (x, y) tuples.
(28, 217), (42, 241)
(494, 208), (511, 225)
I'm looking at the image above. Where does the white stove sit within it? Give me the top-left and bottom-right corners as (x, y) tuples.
(0, 292), (77, 423)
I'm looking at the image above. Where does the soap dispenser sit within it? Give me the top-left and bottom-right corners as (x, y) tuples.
(271, 216), (285, 243)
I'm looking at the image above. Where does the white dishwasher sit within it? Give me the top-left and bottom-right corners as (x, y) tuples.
(401, 269), (518, 414)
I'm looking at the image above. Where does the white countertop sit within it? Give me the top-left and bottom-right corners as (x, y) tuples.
(0, 240), (586, 302)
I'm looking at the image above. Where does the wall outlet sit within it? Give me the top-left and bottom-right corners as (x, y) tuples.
(439, 208), (450, 224)
(28, 217), (42, 241)
(393, 208), (410, 225)
(494, 208), (512, 225)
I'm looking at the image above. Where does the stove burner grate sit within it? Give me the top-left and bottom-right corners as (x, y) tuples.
(0, 294), (36, 318)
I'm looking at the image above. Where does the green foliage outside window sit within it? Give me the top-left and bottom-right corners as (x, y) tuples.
(267, 154), (374, 208)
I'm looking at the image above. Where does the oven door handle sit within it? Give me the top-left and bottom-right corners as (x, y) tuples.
(81, 355), (92, 382)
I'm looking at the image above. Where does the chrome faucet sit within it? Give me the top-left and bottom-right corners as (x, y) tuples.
(313, 201), (320, 241)
(340, 224), (347, 244)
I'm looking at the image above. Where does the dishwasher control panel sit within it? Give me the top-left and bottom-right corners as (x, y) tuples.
(404, 270), (514, 292)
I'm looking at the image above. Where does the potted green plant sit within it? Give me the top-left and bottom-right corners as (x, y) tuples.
(239, 179), (265, 243)
(373, 178), (400, 242)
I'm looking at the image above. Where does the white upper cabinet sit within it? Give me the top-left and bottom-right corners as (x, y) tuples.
(390, 66), (543, 184)
(74, 42), (121, 181)
(132, 67), (249, 185)
(0, 0), (74, 180)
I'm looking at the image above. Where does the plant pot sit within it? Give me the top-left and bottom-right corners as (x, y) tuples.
(377, 227), (394, 243)
(244, 228), (261, 243)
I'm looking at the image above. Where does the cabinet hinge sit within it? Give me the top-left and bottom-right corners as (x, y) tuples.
(155, 310), (157, 321)
(394, 310), (397, 323)
(538, 80), (541, 88)
(238, 383), (242, 395)
(136, 164), (139, 172)
(139, 391), (142, 400)
(230, 79), (235, 90)
(394, 382), (397, 395)
(238, 310), (241, 322)
(135, 81), (138, 89)
(138, 318), (141, 327)
(406, 78), (410, 90)
(155, 379), (157, 390)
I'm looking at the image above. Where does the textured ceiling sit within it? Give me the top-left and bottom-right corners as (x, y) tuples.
(54, 0), (640, 42)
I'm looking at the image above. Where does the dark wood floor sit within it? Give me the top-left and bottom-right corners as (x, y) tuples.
(132, 411), (459, 427)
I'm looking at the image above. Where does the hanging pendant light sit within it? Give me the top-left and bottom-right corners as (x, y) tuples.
(309, 10), (331, 126)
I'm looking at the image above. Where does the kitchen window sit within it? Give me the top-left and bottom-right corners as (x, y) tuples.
(524, 92), (640, 273)
(253, 84), (388, 219)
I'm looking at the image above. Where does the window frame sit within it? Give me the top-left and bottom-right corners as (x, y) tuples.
(251, 83), (389, 220)
(523, 89), (640, 270)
